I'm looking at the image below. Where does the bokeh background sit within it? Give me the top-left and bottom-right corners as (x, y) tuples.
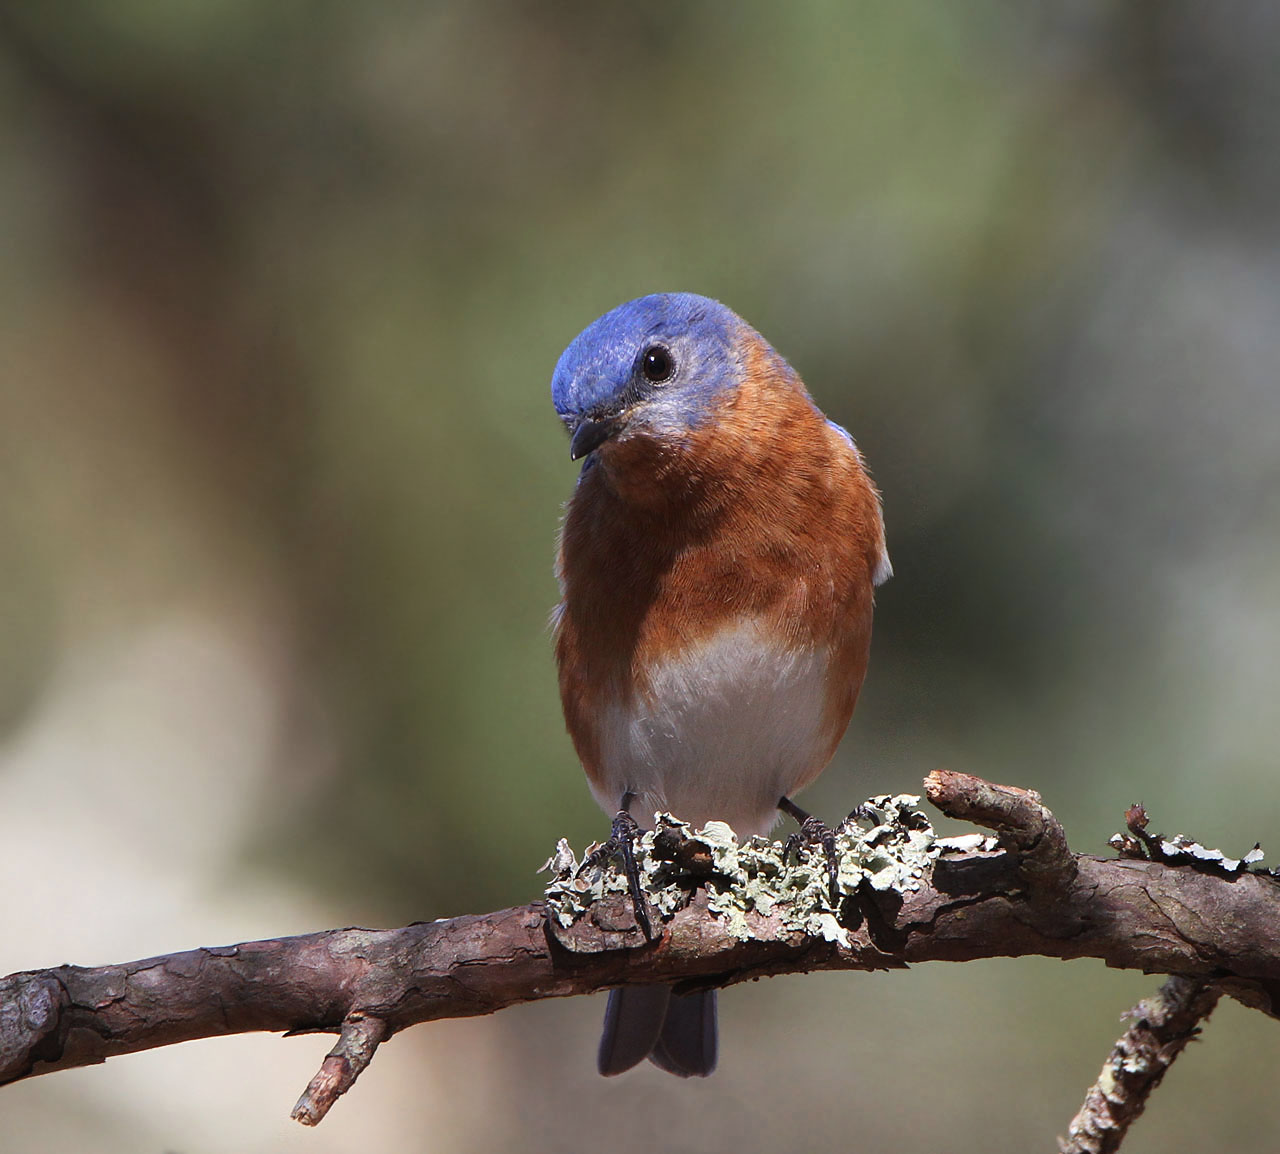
(3, 3), (1279, 1151)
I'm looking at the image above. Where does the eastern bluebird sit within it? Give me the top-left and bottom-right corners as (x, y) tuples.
(550, 293), (890, 1078)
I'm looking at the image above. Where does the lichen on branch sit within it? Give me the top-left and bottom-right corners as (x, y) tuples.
(543, 795), (995, 946)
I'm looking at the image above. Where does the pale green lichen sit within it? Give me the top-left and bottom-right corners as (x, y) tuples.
(543, 795), (981, 946)
(1097, 1061), (1118, 1097)
(1120, 1053), (1151, 1075)
(1107, 830), (1266, 873)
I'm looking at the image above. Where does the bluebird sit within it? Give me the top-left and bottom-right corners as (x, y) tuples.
(550, 293), (890, 1078)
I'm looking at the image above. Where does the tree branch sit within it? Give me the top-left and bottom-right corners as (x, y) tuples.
(291, 1012), (390, 1126)
(2, 773), (1277, 1132)
(1058, 975), (1222, 1154)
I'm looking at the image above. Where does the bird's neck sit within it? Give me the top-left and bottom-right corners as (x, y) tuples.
(591, 362), (824, 520)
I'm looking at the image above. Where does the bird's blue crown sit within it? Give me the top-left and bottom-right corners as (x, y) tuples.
(551, 293), (749, 432)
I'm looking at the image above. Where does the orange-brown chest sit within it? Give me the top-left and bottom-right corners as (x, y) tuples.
(554, 403), (882, 774)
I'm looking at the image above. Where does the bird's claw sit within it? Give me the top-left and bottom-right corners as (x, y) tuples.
(579, 810), (655, 941)
(784, 815), (843, 909)
(843, 801), (879, 827)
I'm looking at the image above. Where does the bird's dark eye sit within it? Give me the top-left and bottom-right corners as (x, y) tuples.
(640, 344), (675, 384)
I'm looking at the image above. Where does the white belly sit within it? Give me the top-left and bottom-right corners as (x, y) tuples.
(589, 619), (833, 837)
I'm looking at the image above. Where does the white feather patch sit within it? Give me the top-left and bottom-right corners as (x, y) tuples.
(873, 547), (893, 587)
(589, 619), (835, 838)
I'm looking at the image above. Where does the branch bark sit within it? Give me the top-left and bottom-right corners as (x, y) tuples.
(1059, 976), (1222, 1154)
(2, 773), (1277, 1130)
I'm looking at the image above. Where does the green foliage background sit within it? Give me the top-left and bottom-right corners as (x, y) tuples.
(2, 4), (1279, 1151)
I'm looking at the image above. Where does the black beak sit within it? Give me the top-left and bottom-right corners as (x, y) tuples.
(569, 413), (625, 461)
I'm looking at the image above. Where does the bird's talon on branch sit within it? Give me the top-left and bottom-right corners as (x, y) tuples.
(610, 810), (656, 941)
(788, 815), (843, 909)
(576, 810), (656, 940)
(843, 802), (879, 828)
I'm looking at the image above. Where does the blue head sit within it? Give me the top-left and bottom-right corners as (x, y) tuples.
(551, 293), (749, 460)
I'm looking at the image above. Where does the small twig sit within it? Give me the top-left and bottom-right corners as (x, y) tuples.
(924, 769), (1076, 893)
(1109, 803), (1265, 877)
(1058, 976), (1222, 1153)
(291, 1013), (388, 1126)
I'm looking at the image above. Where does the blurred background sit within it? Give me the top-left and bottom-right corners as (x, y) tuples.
(2, 2), (1279, 1151)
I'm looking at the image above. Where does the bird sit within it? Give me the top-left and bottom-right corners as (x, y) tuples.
(549, 292), (890, 1078)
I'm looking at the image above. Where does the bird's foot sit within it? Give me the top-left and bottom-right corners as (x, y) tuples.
(783, 815), (842, 909)
(578, 810), (655, 941)
(843, 801), (881, 827)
